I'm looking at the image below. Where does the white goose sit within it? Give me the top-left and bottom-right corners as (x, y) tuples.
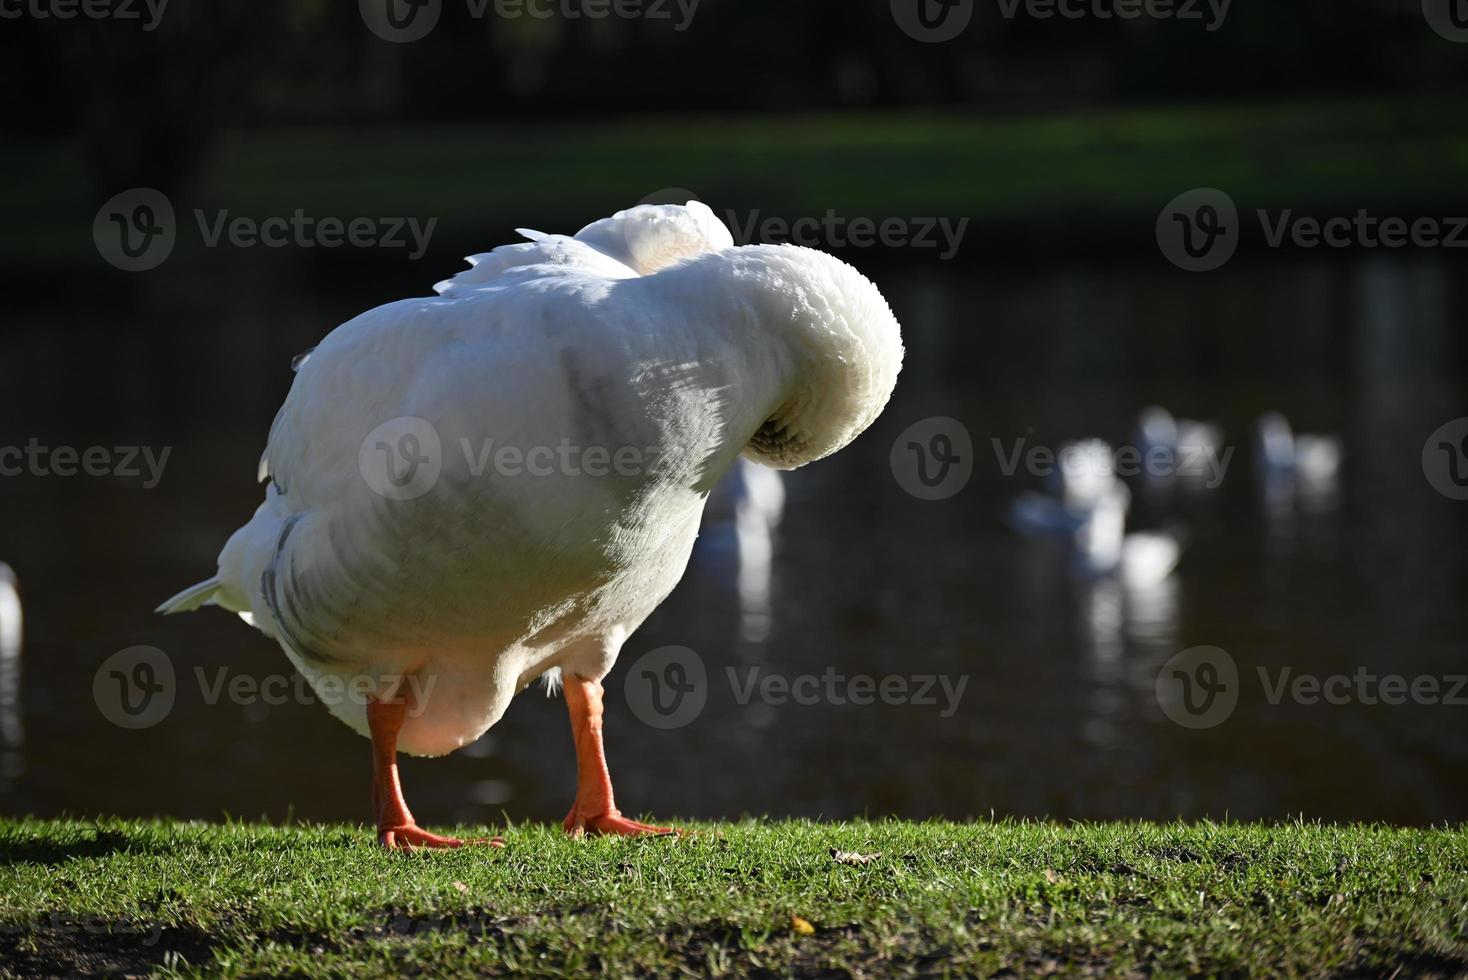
(159, 202), (904, 848)
(0, 563), (20, 786)
(1005, 441), (1181, 586)
(1254, 412), (1342, 484)
(1134, 405), (1225, 485)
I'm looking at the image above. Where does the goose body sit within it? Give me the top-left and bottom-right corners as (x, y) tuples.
(159, 202), (903, 844)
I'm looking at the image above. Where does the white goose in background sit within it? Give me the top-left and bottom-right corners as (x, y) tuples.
(1006, 438), (1120, 536)
(1072, 483), (1181, 588)
(1051, 437), (1118, 511)
(1255, 411), (1343, 531)
(1006, 440), (1181, 586)
(159, 202), (904, 849)
(0, 564), (18, 659)
(1134, 405), (1225, 486)
(0, 563), (20, 788)
(1254, 411), (1342, 485)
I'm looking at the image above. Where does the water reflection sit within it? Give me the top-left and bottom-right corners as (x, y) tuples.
(697, 459), (786, 646)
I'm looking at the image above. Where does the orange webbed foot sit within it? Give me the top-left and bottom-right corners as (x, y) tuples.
(563, 806), (682, 838)
(378, 824), (506, 850)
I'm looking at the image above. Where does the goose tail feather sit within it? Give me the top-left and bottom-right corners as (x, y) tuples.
(155, 577), (223, 615)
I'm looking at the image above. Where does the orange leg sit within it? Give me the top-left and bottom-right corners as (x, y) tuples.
(367, 695), (504, 851)
(562, 675), (680, 837)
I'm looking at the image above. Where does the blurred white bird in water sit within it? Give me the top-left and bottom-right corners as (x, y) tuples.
(1006, 438), (1120, 537)
(1050, 438), (1119, 511)
(0, 564), (18, 659)
(1072, 484), (1182, 588)
(1255, 412), (1342, 484)
(1006, 440), (1181, 586)
(1254, 411), (1343, 532)
(156, 201), (904, 849)
(1134, 405), (1226, 486)
(0, 563), (21, 788)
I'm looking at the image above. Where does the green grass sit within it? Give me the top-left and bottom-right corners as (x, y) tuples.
(0, 819), (1463, 977)
(7, 93), (1468, 268)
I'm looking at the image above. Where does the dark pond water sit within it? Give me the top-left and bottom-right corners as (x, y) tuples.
(1, 246), (1465, 828)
